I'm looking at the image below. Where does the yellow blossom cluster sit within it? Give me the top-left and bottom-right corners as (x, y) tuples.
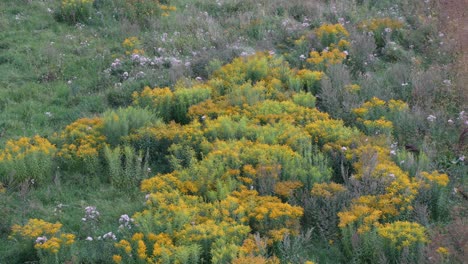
(122, 37), (143, 55)
(338, 142), (420, 233)
(10, 219), (75, 254)
(311, 182), (346, 198)
(377, 221), (427, 249)
(307, 48), (347, 65)
(358, 18), (404, 32)
(352, 97), (408, 135)
(315, 23), (350, 48)
(57, 117), (107, 159)
(0, 136), (56, 162)
(274, 181), (303, 197)
(419, 171), (449, 187)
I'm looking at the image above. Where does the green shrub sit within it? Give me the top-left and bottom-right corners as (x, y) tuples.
(102, 106), (157, 146)
(104, 145), (149, 189)
(56, 0), (94, 24)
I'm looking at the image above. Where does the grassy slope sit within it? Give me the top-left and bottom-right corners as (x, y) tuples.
(0, 0), (466, 263)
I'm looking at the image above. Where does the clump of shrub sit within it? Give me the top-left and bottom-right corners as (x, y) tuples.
(56, 0), (94, 24)
(0, 136), (56, 188)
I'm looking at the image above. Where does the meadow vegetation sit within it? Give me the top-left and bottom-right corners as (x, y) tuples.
(0, 0), (466, 263)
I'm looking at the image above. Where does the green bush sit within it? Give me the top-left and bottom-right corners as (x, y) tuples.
(56, 0), (94, 24)
(102, 106), (157, 146)
(104, 145), (149, 189)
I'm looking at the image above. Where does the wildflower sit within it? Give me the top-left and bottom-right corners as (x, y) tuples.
(119, 214), (134, 229)
(384, 27), (392, 33)
(459, 155), (465, 162)
(36, 236), (48, 244)
(299, 54), (306, 60)
(442, 79), (452, 86)
(103, 232), (116, 240)
(436, 247), (450, 255)
(113, 255), (122, 263)
(45, 112), (52, 117)
(427, 115), (436, 122)
(390, 150), (396, 155)
(86, 236), (93, 241)
(84, 206), (100, 220)
(341, 146), (347, 151)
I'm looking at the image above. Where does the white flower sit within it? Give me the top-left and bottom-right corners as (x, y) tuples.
(36, 236), (48, 244)
(427, 115), (436, 122)
(442, 79), (452, 86)
(299, 54), (306, 60)
(45, 112), (52, 117)
(390, 150), (396, 155)
(343, 50), (349, 56)
(86, 236), (93, 241)
(459, 155), (465, 162)
(341, 146), (347, 151)
(195, 77), (203, 81)
(384, 27), (392, 33)
(448, 119), (454, 124)
(388, 173), (395, 178)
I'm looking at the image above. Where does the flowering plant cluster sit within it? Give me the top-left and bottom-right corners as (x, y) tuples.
(10, 219), (75, 255)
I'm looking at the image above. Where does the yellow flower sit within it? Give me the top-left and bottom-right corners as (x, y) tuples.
(112, 255), (122, 263)
(137, 240), (147, 259)
(132, 232), (144, 241)
(436, 246), (450, 256)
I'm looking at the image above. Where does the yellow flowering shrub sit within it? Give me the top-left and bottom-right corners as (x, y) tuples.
(295, 69), (324, 93)
(305, 118), (358, 148)
(10, 219), (75, 255)
(352, 97), (408, 136)
(122, 37), (144, 55)
(0, 136), (56, 185)
(57, 117), (107, 160)
(307, 48), (347, 66)
(377, 221), (428, 249)
(315, 23), (350, 47)
(358, 18), (404, 33)
(436, 246), (450, 256)
(358, 18), (404, 48)
(274, 181), (303, 198)
(311, 182), (347, 198)
(419, 171), (449, 187)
